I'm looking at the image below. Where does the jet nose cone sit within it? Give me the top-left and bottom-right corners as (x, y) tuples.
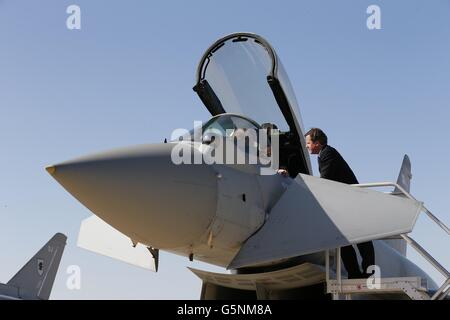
(47, 143), (217, 249)
(46, 165), (56, 175)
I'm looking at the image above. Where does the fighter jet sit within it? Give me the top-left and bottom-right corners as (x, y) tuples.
(46, 33), (449, 299)
(0, 233), (67, 300)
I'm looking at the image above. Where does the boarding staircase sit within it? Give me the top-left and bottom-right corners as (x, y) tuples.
(325, 182), (450, 300)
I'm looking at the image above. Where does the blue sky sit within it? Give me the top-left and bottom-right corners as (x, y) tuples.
(0, 0), (449, 299)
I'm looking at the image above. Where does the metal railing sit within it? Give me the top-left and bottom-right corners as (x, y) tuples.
(326, 181), (450, 300)
(352, 182), (449, 235)
(325, 248), (342, 300)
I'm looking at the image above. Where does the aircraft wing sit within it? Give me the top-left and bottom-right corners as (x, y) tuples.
(78, 215), (157, 271)
(229, 174), (423, 269)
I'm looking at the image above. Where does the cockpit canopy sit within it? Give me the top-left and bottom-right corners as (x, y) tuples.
(193, 33), (312, 175)
(180, 114), (262, 145)
(201, 114), (260, 139)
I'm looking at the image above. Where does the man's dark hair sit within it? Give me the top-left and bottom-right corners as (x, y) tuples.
(305, 128), (327, 146)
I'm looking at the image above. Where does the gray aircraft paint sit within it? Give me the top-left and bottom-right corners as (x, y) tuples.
(0, 233), (67, 300)
(45, 33), (445, 299)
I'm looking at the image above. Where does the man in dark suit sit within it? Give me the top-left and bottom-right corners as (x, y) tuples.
(305, 128), (375, 279)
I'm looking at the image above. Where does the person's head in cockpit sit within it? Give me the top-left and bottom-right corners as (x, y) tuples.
(231, 128), (247, 140)
(261, 123), (278, 136)
(260, 123), (278, 158)
(305, 128), (327, 155)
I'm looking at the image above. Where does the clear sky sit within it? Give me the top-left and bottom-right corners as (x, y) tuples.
(0, 0), (449, 299)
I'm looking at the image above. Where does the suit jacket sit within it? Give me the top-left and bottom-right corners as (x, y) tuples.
(318, 145), (358, 185)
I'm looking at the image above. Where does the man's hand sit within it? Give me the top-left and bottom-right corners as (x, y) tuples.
(277, 169), (289, 177)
